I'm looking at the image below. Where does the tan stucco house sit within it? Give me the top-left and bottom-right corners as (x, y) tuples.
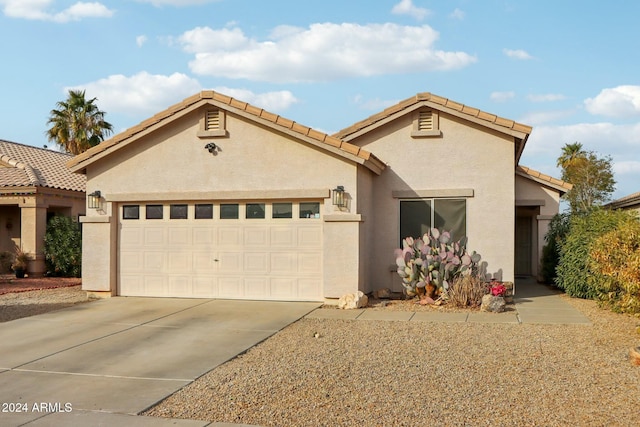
(606, 191), (640, 215)
(1, 140), (86, 275)
(67, 91), (570, 300)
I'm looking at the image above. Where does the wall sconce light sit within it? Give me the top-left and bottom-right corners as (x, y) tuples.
(332, 185), (346, 208)
(87, 190), (101, 209)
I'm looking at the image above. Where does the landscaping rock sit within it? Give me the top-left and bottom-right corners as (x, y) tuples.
(338, 291), (368, 309)
(481, 294), (505, 313)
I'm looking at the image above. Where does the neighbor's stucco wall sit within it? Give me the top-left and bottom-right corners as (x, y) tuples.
(349, 111), (517, 291)
(81, 105), (367, 298)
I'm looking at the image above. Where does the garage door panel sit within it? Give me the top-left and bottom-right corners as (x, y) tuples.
(167, 251), (191, 271)
(271, 227), (295, 246)
(193, 252), (217, 272)
(192, 227), (216, 246)
(218, 252), (242, 272)
(120, 228), (142, 245)
(192, 277), (217, 297)
(298, 278), (322, 299)
(119, 251), (142, 271)
(119, 203), (323, 301)
(270, 278), (296, 298)
(143, 251), (165, 271)
(244, 253), (268, 273)
(218, 277), (243, 297)
(244, 227), (269, 246)
(271, 253), (296, 273)
(219, 227), (241, 246)
(168, 276), (191, 296)
(245, 277), (268, 298)
(168, 227), (191, 246)
(144, 227), (165, 245)
(299, 252), (321, 274)
(298, 227), (322, 246)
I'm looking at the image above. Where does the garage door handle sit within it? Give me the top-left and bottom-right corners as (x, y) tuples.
(214, 259), (219, 262)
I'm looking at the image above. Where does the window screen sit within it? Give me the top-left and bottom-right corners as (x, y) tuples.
(434, 199), (466, 241)
(400, 200), (432, 240)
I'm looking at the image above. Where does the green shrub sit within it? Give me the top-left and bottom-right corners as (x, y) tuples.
(43, 215), (82, 277)
(588, 217), (640, 313)
(555, 208), (635, 298)
(0, 251), (13, 273)
(540, 213), (570, 284)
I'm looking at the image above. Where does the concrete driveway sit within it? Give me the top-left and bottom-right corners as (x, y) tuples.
(0, 297), (319, 426)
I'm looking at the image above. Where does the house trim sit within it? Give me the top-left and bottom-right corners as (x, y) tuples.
(105, 189), (331, 202)
(392, 188), (474, 198)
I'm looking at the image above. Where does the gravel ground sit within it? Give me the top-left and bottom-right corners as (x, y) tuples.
(0, 284), (95, 322)
(146, 296), (640, 427)
(2, 284), (638, 425)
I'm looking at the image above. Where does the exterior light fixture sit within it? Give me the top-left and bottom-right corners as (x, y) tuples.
(87, 190), (101, 209)
(332, 185), (346, 208)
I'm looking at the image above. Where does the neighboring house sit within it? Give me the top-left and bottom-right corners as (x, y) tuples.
(67, 91), (570, 300)
(0, 140), (86, 275)
(605, 191), (640, 215)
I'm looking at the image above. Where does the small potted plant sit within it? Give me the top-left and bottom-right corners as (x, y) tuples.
(11, 248), (29, 278)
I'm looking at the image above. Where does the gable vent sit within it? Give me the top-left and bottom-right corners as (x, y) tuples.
(205, 110), (221, 131)
(417, 110), (434, 131)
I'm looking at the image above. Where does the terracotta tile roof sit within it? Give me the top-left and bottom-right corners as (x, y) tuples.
(0, 140), (85, 192)
(605, 191), (640, 210)
(333, 92), (533, 140)
(516, 165), (572, 193)
(68, 91), (386, 175)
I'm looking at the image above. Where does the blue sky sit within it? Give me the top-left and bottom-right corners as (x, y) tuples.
(1, 0), (639, 200)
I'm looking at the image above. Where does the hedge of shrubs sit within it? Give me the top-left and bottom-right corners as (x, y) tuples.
(543, 207), (640, 314)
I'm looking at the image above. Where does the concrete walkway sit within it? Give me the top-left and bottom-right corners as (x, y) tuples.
(306, 278), (591, 325)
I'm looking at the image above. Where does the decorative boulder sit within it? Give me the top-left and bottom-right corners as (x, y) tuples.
(481, 294), (506, 313)
(338, 291), (368, 309)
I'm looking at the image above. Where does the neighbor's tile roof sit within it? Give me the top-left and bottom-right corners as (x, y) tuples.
(68, 91), (386, 174)
(605, 191), (640, 209)
(333, 92), (533, 140)
(0, 140), (85, 192)
(516, 165), (572, 193)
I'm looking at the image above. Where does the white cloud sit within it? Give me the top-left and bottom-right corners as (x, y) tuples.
(66, 72), (202, 116)
(209, 87), (299, 112)
(503, 48), (533, 60)
(527, 93), (566, 102)
(613, 160), (640, 175)
(136, 35), (148, 47)
(391, 0), (430, 21)
(490, 91), (515, 102)
(65, 72), (299, 118)
(518, 109), (575, 126)
(1, 0), (114, 22)
(178, 23), (476, 83)
(450, 8), (465, 20)
(584, 85), (640, 118)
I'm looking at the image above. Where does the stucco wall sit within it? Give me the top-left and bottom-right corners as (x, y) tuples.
(82, 105), (368, 297)
(349, 111), (517, 291)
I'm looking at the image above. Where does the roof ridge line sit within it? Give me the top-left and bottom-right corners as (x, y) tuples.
(0, 154), (41, 186)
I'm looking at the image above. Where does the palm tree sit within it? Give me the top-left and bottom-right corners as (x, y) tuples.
(46, 90), (113, 155)
(556, 142), (586, 170)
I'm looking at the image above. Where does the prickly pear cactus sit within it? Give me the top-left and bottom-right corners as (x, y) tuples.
(394, 228), (481, 297)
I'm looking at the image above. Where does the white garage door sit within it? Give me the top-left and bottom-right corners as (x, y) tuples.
(118, 201), (323, 301)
